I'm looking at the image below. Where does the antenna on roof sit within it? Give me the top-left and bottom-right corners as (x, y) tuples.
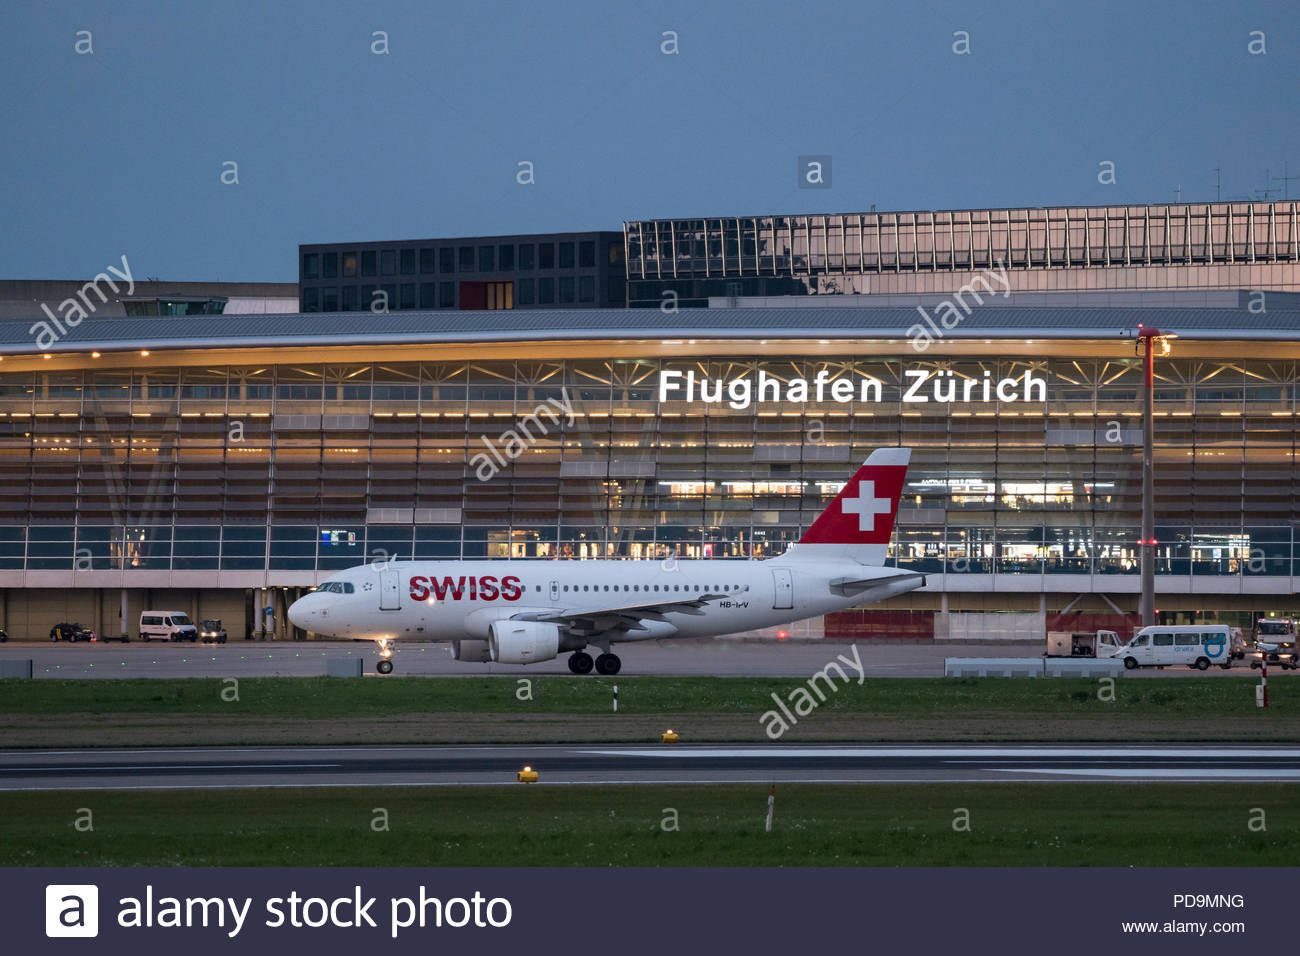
(1273, 161), (1299, 201)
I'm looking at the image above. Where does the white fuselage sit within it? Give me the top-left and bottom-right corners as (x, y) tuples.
(288, 558), (919, 645)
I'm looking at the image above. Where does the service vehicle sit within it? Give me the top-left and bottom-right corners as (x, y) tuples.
(1119, 624), (1234, 671)
(1046, 629), (1123, 658)
(199, 619), (228, 643)
(1251, 618), (1297, 670)
(138, 611), (199, 643)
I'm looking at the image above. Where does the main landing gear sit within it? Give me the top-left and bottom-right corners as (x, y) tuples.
(376, 639), (394, 674)
(567, 650), (621, 675)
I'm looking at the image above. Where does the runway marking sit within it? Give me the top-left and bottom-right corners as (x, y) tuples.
(0, 763), (342, 773)
(993, 768), (1300, 779)
(0, 777), (1014, 793)
(576, 747), (1300, 759)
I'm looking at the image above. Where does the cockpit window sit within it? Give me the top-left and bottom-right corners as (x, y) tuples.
(317, 581), (355, 594)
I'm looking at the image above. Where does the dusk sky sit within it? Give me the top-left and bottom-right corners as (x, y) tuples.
(3, 0), (1298, 281)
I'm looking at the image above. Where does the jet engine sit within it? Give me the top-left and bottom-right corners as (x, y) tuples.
(488, 620), (561, 664)
(452, 639), (492, 662)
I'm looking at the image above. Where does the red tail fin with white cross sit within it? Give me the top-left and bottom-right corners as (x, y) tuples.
(776, 447), (910, 565)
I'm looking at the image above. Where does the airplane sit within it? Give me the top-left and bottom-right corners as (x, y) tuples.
(287, 447), (925, 674)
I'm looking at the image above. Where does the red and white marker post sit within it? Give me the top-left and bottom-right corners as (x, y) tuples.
(765, 783), (775, 832)
(1260, 658), (1269, 708)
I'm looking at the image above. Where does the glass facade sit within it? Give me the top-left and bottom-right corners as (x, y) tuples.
(625, 202), (1300, 307)
(0, 354), (1295, 582)
(299, 231), (625, 312)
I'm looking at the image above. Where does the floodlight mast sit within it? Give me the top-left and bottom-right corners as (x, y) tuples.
(1136, 325), (1175, 628)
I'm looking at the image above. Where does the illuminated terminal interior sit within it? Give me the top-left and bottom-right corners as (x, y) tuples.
(0, 295), (1295, 642)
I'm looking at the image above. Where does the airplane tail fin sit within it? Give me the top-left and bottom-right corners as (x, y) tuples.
(775, 447), (910, 565)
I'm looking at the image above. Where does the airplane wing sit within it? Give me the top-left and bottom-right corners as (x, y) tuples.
(512, 593), (728, 637)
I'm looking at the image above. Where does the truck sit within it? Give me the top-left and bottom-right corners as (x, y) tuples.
(1046, 629), (1123, 658)
(1250, 618), (1298, 670)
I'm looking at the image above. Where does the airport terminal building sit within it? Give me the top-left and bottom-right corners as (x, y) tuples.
(0, 291), (1296, 642)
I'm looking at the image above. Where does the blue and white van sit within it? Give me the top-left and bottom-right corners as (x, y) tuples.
(1120, 625), (1234, 671)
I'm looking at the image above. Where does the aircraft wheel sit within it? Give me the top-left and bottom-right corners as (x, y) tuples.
(376, 659), (394, 675)
(595, 653), (621, 676)
(568, 651), (594, 675)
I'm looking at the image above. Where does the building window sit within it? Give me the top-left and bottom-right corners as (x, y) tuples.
(302, 287), (320, 311)
(361, 250), (377, 276)
(342, 252), (358, 277)
(538, 277), (555, 304)
(302, 252), (319, 279)
(517, 278), (535, 305)
(381, 284), (397, 309)
(538, 243), (554, 269)
(400, 249), (416, 275)
(608, 280), (625, 305)
(440, 247), (455, 273)
(399, 284), (416, 309)
(420, 248), (437, 273)
(420, 282), (436, 308)
(485, 281), (513, 309)
(380, 250), (397, 275)
(479, 245), (495, 272)
(579, 240), (595, 267)
(322, 287), (339, 311)
(558, 276), (575, 303)
(499, 244), (514, 270)
(608, 241), (624, 264)
(341, 285), (359, 311)
(519, 244), (535, 269)
(459, 246), (474, 271)
(440, 281), (456, 307)
(558, 242), (574, 268)
(578, 275), (595, 303)
(322, 252), (338, 278)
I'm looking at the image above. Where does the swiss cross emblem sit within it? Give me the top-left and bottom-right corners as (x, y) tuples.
(840, 479), (891, 532)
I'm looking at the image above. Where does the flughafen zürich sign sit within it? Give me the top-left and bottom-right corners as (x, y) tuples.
(656, 368), (1048, 410)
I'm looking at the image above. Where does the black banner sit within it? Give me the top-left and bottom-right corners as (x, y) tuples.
(11, 866), (1291, 953)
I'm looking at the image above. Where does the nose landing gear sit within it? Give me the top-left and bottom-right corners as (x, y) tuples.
(376, 639), (394, 674)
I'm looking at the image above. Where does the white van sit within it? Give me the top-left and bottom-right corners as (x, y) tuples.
(1120, 625), (1233, 671)
(139, 611), (199, 643)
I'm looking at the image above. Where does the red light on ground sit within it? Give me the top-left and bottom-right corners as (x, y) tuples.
(777, 630), (788, 641)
